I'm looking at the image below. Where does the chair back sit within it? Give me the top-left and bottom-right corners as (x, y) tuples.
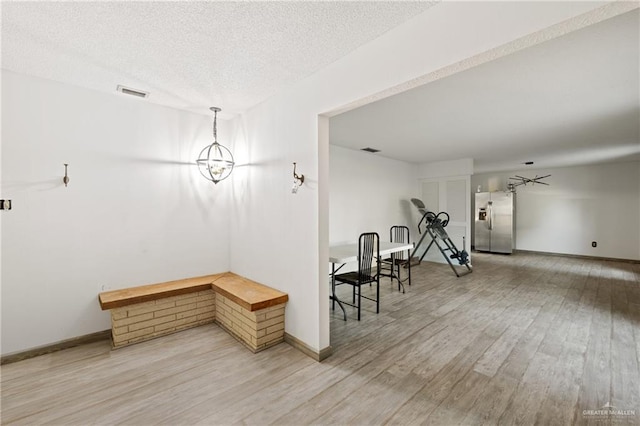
(390, 226), (410, 261)
(358, 232), (379, 281)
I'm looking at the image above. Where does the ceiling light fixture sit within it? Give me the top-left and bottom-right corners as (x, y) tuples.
(507, 174), (551, 192)
(196, 107), (235, 184)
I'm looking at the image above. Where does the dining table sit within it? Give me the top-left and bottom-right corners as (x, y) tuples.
(329, 241), (414, 320)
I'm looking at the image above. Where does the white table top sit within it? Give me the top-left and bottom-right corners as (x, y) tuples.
(329, 241), (414, 264)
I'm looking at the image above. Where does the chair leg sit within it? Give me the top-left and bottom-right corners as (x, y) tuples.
(398, 263), (405, 294)
(375, 277), (380, 314)
(357, 284), (361, 321)
(408, 257), (412, 286)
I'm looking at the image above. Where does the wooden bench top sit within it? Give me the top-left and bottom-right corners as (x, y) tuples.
(99, 272), (288, 312)
(99, 274), (224, 310)
(211, 273), (288, 312)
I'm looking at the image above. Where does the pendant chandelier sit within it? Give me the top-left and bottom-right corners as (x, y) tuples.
(196, 107), (235, 184)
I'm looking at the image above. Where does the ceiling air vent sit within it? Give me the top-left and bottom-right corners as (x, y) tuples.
(361, 147), (380, 153)
(116, 85), (149, 99)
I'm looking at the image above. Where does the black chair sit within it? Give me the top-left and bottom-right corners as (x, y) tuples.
(379, 225), (412, 293)
(333, 232), (380, 321)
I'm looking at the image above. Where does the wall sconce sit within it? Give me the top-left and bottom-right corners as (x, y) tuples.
(292, 162), (304, 194)
(63, 163), (70, 187)
(196, 107), (235, 184)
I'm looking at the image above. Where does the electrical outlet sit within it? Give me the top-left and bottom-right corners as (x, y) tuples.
(591, 241), (597, 248)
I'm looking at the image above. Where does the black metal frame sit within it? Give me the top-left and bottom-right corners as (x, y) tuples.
(411, 212), (472, 277)
(332, 232), (380, 321)
(379, 226), (411, 293)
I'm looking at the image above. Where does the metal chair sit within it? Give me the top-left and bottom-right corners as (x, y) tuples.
(333, 232), (380, 321)
(379, 225), (411, 293)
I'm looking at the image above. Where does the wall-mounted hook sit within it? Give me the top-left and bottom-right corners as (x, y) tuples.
(293, 162), (304, 185)
(292, 162), (304, 194)
(63, 164), (70, 187)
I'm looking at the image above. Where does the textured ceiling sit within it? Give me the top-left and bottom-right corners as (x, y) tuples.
(1, 1), (435, 117)
(330, 9), (640, 173)
(3, 2), (637, 174)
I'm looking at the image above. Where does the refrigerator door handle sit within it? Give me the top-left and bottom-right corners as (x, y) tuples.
(488, 201), (493, 231)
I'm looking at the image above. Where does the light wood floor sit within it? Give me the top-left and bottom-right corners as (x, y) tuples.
(1, 252), (639, 425)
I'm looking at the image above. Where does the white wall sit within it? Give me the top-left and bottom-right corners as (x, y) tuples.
(329, 145), (419, 246)
(1, 71), (231, 355)
(471, 161), (640, 260)
(417, 158), (473, 180)
(1, 2), (614, 357)
(228, 2), (610, 353)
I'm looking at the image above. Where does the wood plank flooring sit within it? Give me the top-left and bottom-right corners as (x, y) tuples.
(1, 252), (639, 425)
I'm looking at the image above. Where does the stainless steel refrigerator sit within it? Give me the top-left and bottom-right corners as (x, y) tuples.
(474, 191), (515, 254)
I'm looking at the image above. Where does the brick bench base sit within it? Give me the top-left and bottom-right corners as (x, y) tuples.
(215, 293), (285, 352)
(110, 289), (216, 348)
(99, 273), (287, 352)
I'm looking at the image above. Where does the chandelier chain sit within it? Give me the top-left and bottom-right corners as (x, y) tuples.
(212, 110), (218, 143)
